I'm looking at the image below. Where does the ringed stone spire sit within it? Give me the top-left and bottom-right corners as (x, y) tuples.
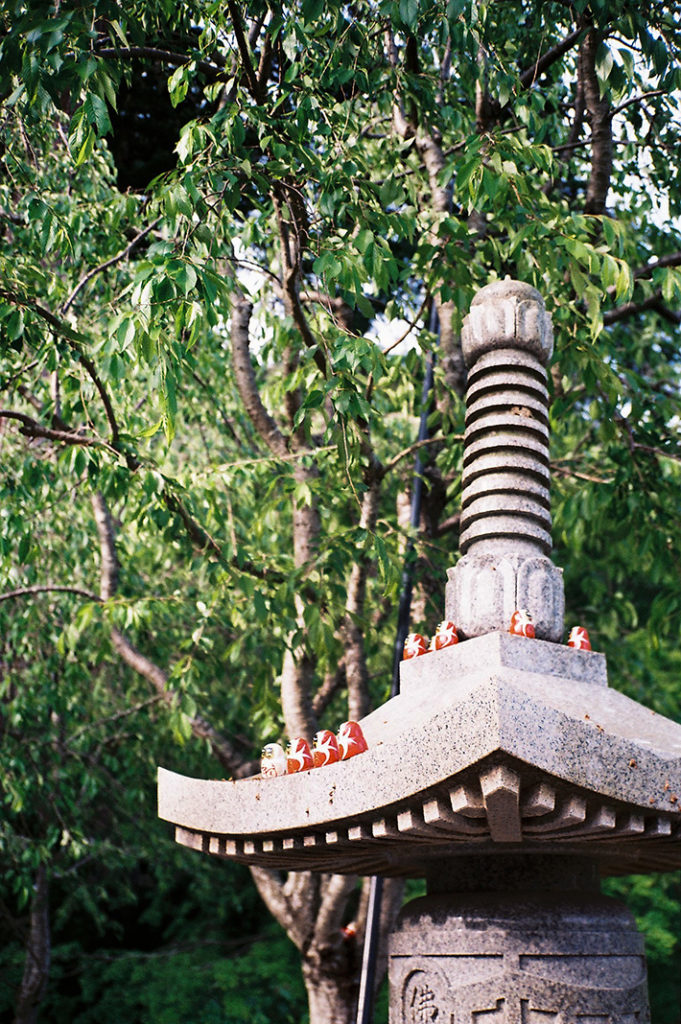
(446, 279), (565, 641)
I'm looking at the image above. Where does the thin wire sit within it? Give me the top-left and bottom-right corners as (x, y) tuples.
(354, 304), (439, 1024)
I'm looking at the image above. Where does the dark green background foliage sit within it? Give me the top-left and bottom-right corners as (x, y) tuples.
(0, 0), (680, 1020)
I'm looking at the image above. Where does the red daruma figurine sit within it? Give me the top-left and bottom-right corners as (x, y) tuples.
(312, 729), (340, 768)
(286, 737), (314, 773)
(403, 633), (428, 659)
(337, 721), (368, 760)
(430, 620), (459, 651)
(568, 626), (592, 651)
(509, 609), (535, 638)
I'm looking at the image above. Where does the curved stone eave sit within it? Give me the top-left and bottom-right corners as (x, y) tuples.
(158, 635), (681, 876)
(159, 751), (681, 877)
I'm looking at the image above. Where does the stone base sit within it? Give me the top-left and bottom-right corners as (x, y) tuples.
(390, 856), (650, 1023)
(446, 553), (565, 641)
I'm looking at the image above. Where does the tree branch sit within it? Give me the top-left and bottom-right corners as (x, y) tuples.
(250, 867), (315, 951)
(610, 88), (667, 119)
(343, 485), (380, 722)
(633, 252), (681, 279)
(0, 409), (117, 453)
(229, 297), (289, 457)
(91, 492), (249, 778)
(518, 26), (586, 89)
(0, 287), (123, 446)
(381, 435), (457, 477)
(76, 352), (122, 447)
(94, 46), (223, 79)
(225, 0), (262, 100)
(312, 874), (357, 948)
(0, 286), (88, 344)
(0, 585), (100, 604)
(271, 185), (329, 379)
(60, 218), (161, 315)
(13, 864), (50, 1024)
(312, 662), (346, 719)
(603, 293), (681, 326)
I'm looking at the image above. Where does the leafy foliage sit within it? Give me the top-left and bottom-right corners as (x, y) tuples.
(1, 0), (680, 1020)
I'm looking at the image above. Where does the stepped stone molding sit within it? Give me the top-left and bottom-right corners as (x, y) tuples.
(390, 891), (650, 1023)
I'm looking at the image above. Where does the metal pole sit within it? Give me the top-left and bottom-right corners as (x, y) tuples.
(355, 307), (438, 1024)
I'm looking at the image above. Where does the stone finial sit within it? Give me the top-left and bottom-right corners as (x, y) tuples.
(461, 279), (554, 367)
(446, 280), (564, 641)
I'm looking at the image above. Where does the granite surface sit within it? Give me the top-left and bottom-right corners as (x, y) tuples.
(390, 887), (650, 1023)
(158, 633), (681, 876)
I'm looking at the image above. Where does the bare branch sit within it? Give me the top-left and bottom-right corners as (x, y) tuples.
(603, 293), (681, 326)
(0, 584), (100, 604)
(551, 463), (614, 484)
(433, 511), (461, 538)
(380, 295), (429, 356)
(230, 298), (289, 457)
(0, 408), (117, 453)
(226, 0), (262, 99)
(299, 291), (354, 333)
(77, 351), (122, 447)
(312, 874), (357, 948)
(381, 435), (458, 477)
(518, 26), (585, 90)
(92, 492), (119, 600)
(312, 662), (346, 719)
(250, 867), (314, 950)
(610, 88), (667, 119)
(61, 218), (161, 315)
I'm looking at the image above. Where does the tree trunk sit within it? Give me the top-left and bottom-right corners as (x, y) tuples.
(302, 950), (360, 1024)
(14, 863), (50, 1024)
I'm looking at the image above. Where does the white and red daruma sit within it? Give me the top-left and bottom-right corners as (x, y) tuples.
(509, 608), (535, 638)
(262, 722), (369, 776)
(337, 720), (369, 759)
(286, 737), (313, 773)
(404, 622), (460, 659)
(430, 620), (459, 651)
(567, 626), (592, 650)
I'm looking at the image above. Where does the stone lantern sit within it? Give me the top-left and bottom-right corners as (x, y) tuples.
(158, 281), (681, 1021)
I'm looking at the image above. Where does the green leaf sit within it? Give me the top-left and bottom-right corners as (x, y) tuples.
(84, 92), (112, 136)
(301, 0), (325, 21)
(117, 317), (136, 348)
(399, 0), (419, 29)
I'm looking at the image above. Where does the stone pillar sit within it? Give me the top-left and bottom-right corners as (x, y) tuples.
(389, 856), (650, 1023)
(445, 280), (565, 641)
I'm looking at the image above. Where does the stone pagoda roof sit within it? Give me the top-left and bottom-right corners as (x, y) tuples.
(158, 632), (681, 877)
(158, 279), (681, 880)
